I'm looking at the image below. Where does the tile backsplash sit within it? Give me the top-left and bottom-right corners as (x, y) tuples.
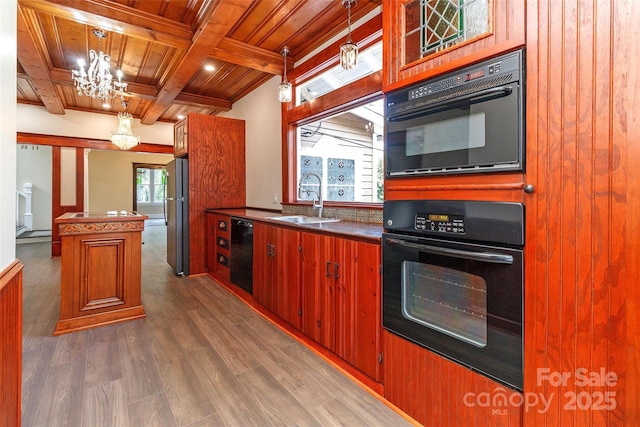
(282, 204), (382, 225)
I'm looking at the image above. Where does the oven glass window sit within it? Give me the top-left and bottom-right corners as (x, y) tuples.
(406, 112), (486, 156)
(401, 261), (487, 347)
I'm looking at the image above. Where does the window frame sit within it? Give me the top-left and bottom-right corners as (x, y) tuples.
(282, 14), (383, 208)
(132, 163), (167, 210)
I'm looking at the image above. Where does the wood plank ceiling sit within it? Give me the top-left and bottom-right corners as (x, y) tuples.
(16, 0), (380, 124)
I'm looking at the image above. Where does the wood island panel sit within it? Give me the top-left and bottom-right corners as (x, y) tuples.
(53, 212), (147, 335)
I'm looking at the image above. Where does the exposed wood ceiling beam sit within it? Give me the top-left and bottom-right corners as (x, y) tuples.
(17, 0), (193, 49)
(212, 38), (291, 75)
(173, 93), (232, 111)
(17, 6), (66, 115)
(140, 0), (253, 124)
(47, 67), (231, 111)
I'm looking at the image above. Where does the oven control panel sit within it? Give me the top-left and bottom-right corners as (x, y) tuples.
(416, 213), (465, 234)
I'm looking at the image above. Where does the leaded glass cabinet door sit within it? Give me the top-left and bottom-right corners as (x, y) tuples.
(404, 0), (491, 64)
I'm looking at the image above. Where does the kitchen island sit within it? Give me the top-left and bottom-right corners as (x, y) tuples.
(53, 211), (147, 335)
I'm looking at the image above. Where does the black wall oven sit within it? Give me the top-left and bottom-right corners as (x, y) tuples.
(385, 49), (525, 177)
(382, 200), (524, 390)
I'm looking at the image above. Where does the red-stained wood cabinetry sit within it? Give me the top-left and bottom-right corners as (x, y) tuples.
(301, 232), (382, 382)
(382, 0), (525, 92)
(53, 213), (147, 336)
(206, 213), (230, 282)
(253, 222), (301, 329)
(176, 114), (245, 275)
(380, 0), (637, 425)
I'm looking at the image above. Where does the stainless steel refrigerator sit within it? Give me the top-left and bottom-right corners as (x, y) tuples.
(166, 158), (189, 276)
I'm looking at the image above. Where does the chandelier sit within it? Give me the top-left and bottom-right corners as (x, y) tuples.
(110, 98), (140, 150)
(72, 29), (127, 100)
(278, 47), (292, 103)
(340, 0), (358, 70)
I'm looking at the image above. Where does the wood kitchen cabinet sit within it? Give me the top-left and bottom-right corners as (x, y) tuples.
(300, 232), (335, 350)
(173, 118), (187, 157)
(301, 232), (382, 382)
(382, 0), (525, 91)
(206, 212), (230, 282)
(175, 113), (245, 275)
(253, 222), (301, 329)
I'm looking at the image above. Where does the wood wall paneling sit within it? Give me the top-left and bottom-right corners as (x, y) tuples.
(523, 0), (630, 425)
(383, 331), (523, 425)
(623, 0), (640, 424)
(0, 260), (23, 427)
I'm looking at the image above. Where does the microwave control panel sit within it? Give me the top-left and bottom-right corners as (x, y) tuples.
(415, 213), (465, 234)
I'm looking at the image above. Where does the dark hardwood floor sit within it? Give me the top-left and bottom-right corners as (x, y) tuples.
(18, 224), (414, 426)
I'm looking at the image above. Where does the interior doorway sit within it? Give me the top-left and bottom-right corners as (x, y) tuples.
(133, 163), (167, 222)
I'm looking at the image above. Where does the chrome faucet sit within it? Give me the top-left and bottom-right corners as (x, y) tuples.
(298, 173), (323, 217)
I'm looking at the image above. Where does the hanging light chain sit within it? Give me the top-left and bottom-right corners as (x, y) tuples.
(282, 47), (289, 83)
(346, 0), (353, 43)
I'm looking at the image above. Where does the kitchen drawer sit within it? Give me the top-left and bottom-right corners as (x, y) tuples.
(217, 237), (229, 249)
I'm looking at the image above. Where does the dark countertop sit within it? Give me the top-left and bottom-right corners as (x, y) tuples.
(206, 208), (383, 242)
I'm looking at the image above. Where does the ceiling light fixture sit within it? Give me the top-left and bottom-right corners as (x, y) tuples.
(278, 47), (292, 103)
(340, 0), (358, 70)
(110, 97), (140, 150)
(72, 29), (127, 100)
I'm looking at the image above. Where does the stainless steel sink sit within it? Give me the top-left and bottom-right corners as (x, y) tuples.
(267, 215), (340, 224)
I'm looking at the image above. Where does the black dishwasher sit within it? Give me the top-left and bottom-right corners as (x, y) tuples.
(230, 218), (253, 294)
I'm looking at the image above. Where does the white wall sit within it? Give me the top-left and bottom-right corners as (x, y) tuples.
(0, 0), (17, 269)
(219, 76), (283, 209)
(16, 145), (53, 230)
(17, 104), (174, 145)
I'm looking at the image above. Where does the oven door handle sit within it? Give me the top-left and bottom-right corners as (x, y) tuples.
(387, 86), (514, 121)
(385, 237), (514, 264)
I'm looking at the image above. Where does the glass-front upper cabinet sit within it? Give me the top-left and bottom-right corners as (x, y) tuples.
(404, 0), (491, 63)
(383, 0), (525, 90)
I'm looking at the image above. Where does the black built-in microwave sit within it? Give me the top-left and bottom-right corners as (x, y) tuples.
(385, 49), (525, 177)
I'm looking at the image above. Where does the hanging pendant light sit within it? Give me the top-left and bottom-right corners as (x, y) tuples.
(71, 29), (127, 100)
(340, 0), (358, 70)
(278, 47), (292, 103)
(110, 97), (140, 150)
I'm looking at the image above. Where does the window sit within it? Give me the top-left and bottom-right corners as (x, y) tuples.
(296, 42), (383, 105)
(136, 167), (166, 204)
(297, 100), (384, 203)
(288, 31), (384, 205)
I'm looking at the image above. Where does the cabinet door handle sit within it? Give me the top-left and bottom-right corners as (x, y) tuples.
(334, 263), (340, 279)
(271, 244), (276, 258)
(266, 243), (272, 257)
(326, 261), (332, 278)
